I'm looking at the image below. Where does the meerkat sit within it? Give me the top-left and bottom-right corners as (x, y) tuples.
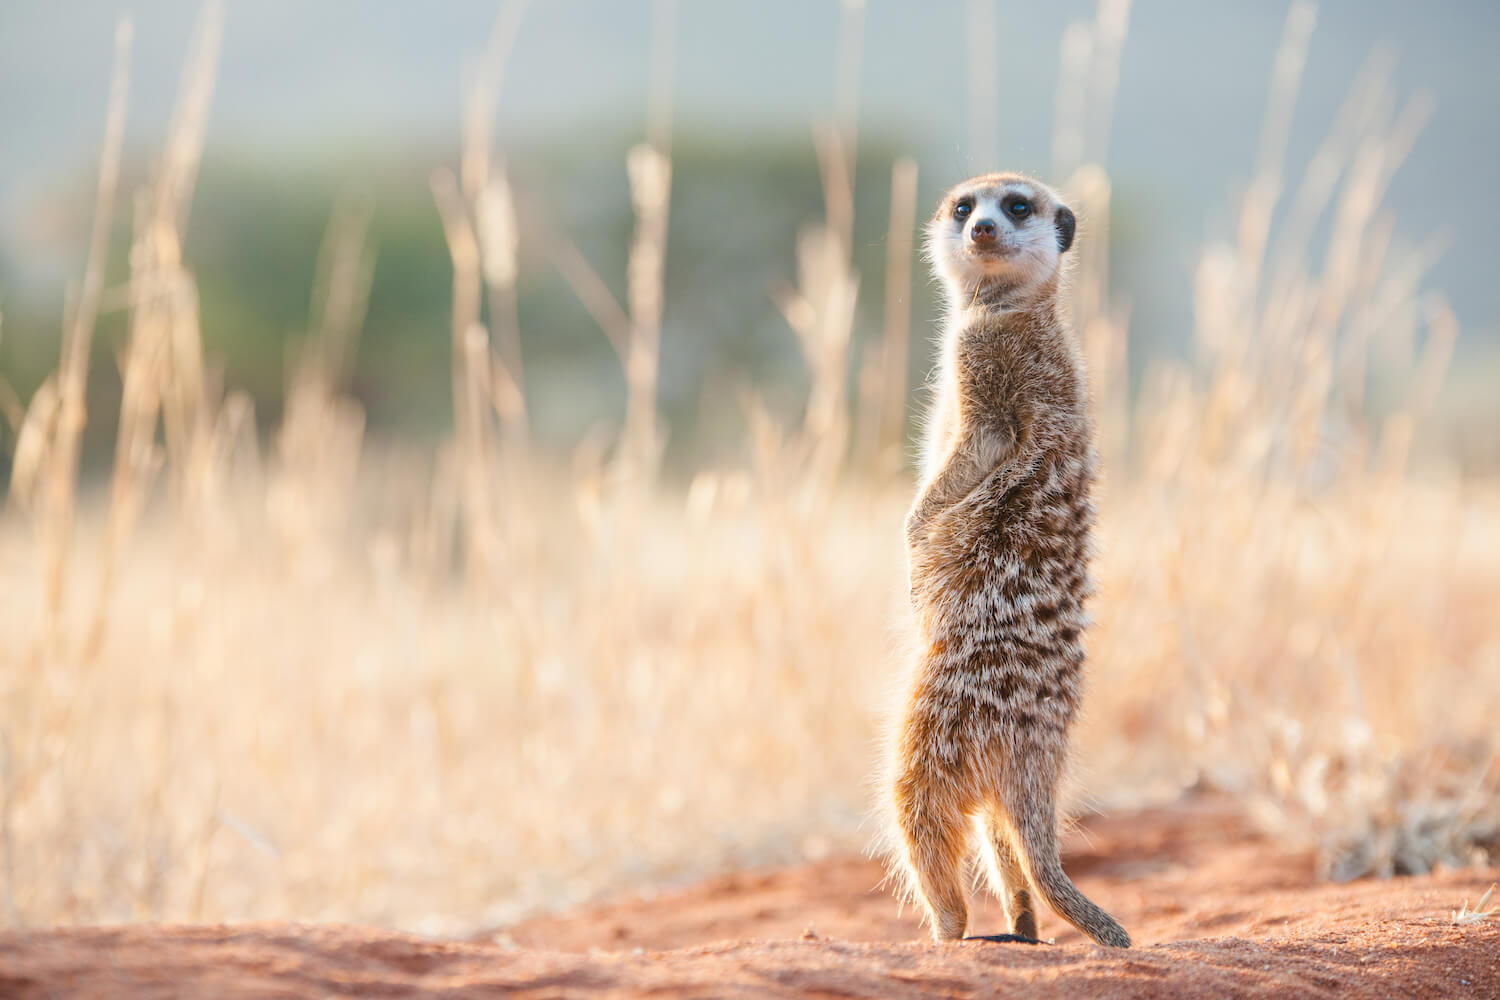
(885, 172), (1130, 949)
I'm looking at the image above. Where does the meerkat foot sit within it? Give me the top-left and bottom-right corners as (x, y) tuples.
(983, 815), (1038, 940)
(1012, 907), (1039, 941)
(892, 770), (971, 942)
(932, 908), (969, 942)
(910, 844), (969, 943)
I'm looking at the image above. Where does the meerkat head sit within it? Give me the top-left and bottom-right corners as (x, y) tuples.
(926, 172), (1076, 304)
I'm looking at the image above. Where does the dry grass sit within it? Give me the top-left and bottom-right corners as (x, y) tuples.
(1453, 884), (1498, 926)
(2, 1), (1497, 934)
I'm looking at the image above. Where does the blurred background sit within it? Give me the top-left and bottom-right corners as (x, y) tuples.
(1, 0), (1497, 936)
(3, 0), (1497, 465)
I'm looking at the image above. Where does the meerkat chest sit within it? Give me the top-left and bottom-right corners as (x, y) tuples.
(926, 450), (1095, 595)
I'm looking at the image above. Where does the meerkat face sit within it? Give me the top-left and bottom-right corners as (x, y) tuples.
(926, 173), (1076, 296)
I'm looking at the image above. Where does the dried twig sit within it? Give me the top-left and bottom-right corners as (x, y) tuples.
(1453, 885), (1497, 926)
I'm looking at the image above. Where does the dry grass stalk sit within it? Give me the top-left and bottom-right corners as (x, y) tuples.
(834, 0), (864, 187)
(0, 311), (25, 434)
(546, 0), (676, 512)
(268, 200), (374, 571)
(1083, 0), (1131, 169)
(1453, 885), (1498, 926)
(425, 0), (537, 591)
(305, 195), (376, 394)
(856, 156), (918, 470)
(1052, 21), (1093, 181)
(615, 0), (677, 499)
(431, 168), (502, 588)
(1052, 0), (1132, 181)
(1066, 164), (1130, 468)
(1236, 0), (1316, 308)
(964, 0), (999, 169)
(463, 0), (530, 450)
(773, 132), (860, 502)
(618, 143), (672, 493)
(1046, 2), (1137, 471)
(8, 17), (131, 637)
(86, 0), (223, 656)
(767, 0), (868, 503)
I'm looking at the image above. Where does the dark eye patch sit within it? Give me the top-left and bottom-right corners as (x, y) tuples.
(954, 198), (974, 220)
(1004, 197), (1032, 219)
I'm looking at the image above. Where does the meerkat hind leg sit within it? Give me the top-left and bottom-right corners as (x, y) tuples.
(893, 771), (971, 942)
(982, 812), (1039, 941)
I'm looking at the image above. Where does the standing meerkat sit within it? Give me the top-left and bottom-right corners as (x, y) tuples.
(885, 171), (1130, 948)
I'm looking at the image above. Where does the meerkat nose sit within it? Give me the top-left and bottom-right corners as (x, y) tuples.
(970, 219), (997, 242)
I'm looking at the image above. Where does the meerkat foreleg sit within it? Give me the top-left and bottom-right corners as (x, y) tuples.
(981, 811), (1038, 940)
(892, 761), (971, 942)
(998, 754), (1131, 948)
(905, 424), (1018, 546)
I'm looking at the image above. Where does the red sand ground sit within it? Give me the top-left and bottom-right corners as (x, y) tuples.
(4, 798), (1497, 998)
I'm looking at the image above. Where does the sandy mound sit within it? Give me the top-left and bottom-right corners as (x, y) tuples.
(4, 799), (1496, 998)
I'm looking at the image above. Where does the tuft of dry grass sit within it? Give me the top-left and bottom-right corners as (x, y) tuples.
(1, 1), (1496, 935)
(1453, 884), (1498, 926)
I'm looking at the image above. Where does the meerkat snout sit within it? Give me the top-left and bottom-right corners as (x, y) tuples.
(970, 218), (998, 243)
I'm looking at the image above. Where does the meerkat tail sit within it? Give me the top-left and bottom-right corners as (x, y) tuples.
(891, 768), (971, 942)
(981, 812), (1038, 940)
(999, 780), (1131, 948)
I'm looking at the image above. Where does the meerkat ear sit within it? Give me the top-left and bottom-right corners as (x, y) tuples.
(1054, 206), (1076, 253)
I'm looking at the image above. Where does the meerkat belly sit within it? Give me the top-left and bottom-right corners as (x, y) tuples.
(927, 560), (1085, 714)
(914, 475), (1092, 747)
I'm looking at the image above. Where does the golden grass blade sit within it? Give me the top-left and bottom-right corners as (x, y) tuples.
(549, 238), (632, 360)
(878, 156), (919, 460)
(965, 0), (998, 169)
(1453, 885), (1497, 926)
(34, 17), (131, 627)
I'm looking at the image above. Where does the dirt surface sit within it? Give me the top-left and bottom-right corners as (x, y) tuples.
(5, 798), (1497, 998)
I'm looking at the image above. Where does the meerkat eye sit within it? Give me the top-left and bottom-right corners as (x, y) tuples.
(1005, 198), (1033, 219)
(954, 199), (973, 220)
